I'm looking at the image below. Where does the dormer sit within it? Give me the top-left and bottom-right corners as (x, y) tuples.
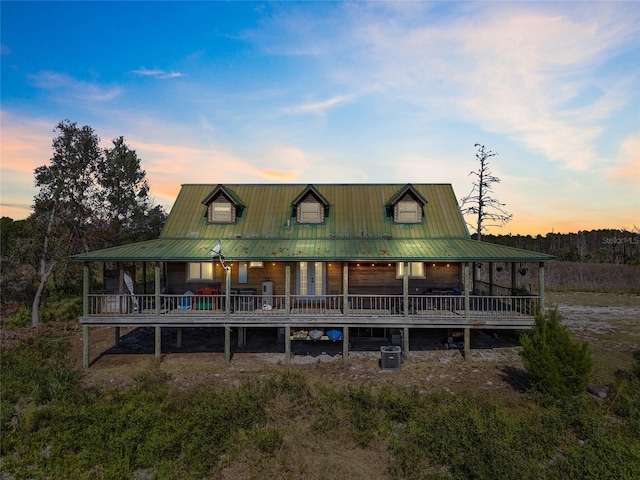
(291, 185), (330, 224)
(202, 185), (246, 224)
(385, 184), (428, 224)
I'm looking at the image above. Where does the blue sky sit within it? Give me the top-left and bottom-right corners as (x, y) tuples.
(1, 1), (639, 235)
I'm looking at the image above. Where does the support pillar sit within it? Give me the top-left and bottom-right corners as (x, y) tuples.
(155, 265), (161, 315)
(154, 326), (161, 363)
(224, 326), (231, 363)
(238, 327), (246, 348)
(342, 327), (349, 364)
(83, 326), (90, 368)
(538, 262), (546, 314)
(342, 264), (349, 314)
(285, 266), (291, 314)
(285, 325), (291, 364)
(224, 267), (231, 316)
(114, 327), (120, 348)
(463, 263), (470, 317)
(83, 263), (89, 316)
(176, 327), (182, 348)
(464, 327), (471, 360)
(403, 327), (410, 357)
(403, 262), (409, 317)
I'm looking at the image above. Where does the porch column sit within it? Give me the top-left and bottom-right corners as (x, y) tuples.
(464, 327), (471, 359)
(224, 326), (231, 363)
(403, 327), (410, 357)
(488, 262), (494, 296)
(155, 264), (161, 315)
(154, 326), (161, 363)
(463, 263), (470, 317)
(285, 325), (291, 364)
(510, 262), (517, 294)
(342, 326), (349, 364)
(176, 328), (182, 348)
(83, 263), (89, 316)
(114, 327), (120, 348)
(403, 262), (409, 318)
(285, 265), (291, 314)
(83, 326), (90, 368)
(238, 327), (246, 348)
(224, 266), (231, 316)
(538, 262), (546, 314)
(342, 264), (349, 314)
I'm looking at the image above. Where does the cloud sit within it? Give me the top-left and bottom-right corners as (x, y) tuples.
(609, 136), (640, 186)
(0, 43), (10, 55)
(29, 71), (121, 101)
(132, 67), (184, 79)
(283, 95), (353, 115)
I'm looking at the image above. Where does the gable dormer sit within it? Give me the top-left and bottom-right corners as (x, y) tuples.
(385, 184), (428, 224)
(202, 185), (246, 224)
(291, 185), (330, 224)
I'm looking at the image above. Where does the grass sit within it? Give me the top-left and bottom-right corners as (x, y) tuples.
(2, 329), (640, 479)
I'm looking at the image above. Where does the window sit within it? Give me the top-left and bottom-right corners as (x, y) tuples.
(188, 262), (214, 281)
(299, 202), (322, 223)
(396, 262), (425, 278)
(397, 200), (420, 223)
(211, 202), (232, 222)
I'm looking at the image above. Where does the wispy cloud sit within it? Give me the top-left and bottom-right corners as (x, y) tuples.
(29, 71), (121, 101)
(609, 135), (640, 186)
(283, 95), (352, 115)
(132, 67), (184, 79)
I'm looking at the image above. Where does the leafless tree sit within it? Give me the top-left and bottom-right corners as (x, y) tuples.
(459, 144), (513, 241)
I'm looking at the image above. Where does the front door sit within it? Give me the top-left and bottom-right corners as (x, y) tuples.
(297, 261), (325, 296)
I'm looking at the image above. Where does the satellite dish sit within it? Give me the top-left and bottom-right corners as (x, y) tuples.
(210, 239), (222, 257)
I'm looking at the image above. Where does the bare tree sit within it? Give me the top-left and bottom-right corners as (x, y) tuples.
(459, 144), (513, 241)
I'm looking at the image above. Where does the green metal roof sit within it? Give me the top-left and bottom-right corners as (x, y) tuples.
(72, 183), (554, 262)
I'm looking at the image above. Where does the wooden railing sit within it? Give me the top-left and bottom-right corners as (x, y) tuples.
(86, 293), (539, 319)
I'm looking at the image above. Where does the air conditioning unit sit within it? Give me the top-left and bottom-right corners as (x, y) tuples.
(380, 346), (402, 370)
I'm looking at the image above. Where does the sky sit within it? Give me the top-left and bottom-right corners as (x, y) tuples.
(1, 1), (639, 236)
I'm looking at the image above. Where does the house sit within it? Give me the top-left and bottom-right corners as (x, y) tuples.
(73, 183), (554, 367)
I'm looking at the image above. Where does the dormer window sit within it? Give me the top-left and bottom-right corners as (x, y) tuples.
(292, 185), (330, 225)
(299, 201), (322, 223)
(397, 200), (419, 223)
(202, 185), (245, 224)
(386, 184), (427, 224)
(212, 201), (232, 222)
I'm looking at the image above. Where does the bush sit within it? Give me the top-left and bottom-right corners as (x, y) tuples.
(520, 308), (593, 399)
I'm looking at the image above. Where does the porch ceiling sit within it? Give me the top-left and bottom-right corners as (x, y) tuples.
(72, 238), (554, 263)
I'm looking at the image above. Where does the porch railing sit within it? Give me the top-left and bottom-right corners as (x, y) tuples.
(86, 293), (539, 318)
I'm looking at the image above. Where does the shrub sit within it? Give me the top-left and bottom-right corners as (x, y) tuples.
(520, 308), (593, 399)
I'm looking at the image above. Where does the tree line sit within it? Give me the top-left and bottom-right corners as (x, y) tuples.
(1, 120), (167, 325)
(478, 229), (640, 264)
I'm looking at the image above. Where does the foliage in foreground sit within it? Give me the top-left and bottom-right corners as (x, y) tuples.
(520, 308), (593, 399)
(2, 333), (639, 479)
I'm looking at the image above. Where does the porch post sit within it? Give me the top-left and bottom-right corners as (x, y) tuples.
(155, 264), (161, 315)
(285, 325), (291, 364)
(488, 262), (494, 296)
(285, 265), (291, 314)
(464, 327), (471, 359)
(342, 264), (349, 314)
(510, 262), (517, 293)
(538, 262), (546, 314)
(176, 328), (182, 348)
(154, 326), (161, 363)
(342, 326), (349, 364)
(225, 266), (231, 316)
(83, 325), (90, 368)
(403, 327), (410, 357)
(403, 262), (409, 317)
(114, 327), (120, 348)
(463, 263), (470, 317)
(224, 326), (231, 363)
(83, 263), (89, 316)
